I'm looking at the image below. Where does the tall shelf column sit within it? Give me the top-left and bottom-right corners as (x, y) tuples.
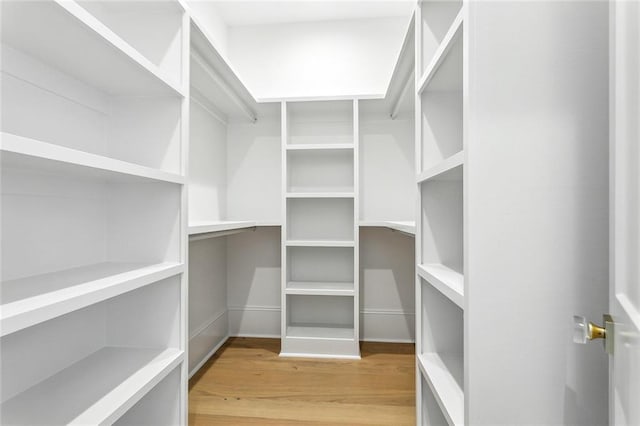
(415, 0), (465, 424)
(280, 99), (360, 359)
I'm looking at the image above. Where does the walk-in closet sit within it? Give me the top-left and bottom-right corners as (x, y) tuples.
(1, 0), (637, 425)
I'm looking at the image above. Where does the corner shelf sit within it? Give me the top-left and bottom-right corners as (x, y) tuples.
(359, 220), (416, 235)
(417, 152), (464, 183)
(418, 10), (464, 94)
(188, 220), (257, 236)
(417, 264), (464, 309)
(285, 281), (355, 296)
(0, 133), (185, 185)
(0, 347), (183, 425)
(1, 0), (184, 97)
(1, 262), (184, 337)
(417, 353), (464, 426)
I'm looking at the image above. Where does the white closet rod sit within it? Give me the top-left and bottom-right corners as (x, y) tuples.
(390, 69), (414, 120)
(191, 88), (227, 125)
(191, 49), (258, 123)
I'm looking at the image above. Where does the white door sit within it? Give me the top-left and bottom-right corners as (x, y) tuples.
(610, 1), (640, 424)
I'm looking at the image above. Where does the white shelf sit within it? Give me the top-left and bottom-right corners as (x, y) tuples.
(418, 9), (464, 94)
(286, 192), (355, 199)
(417, 353), (464, 426)
(285, 281), (354, 296)
(285, 143), (355, 151)
(189, 15), (258, 121)
(286, 325), (355, 340)
(1, 262), (184, 337)
(285, 240), (355, 248)
(188, 220), (257, 236)
(359, 220), (416, 235)
(0, 133), (185, 185)
(0, 347), (183, 426)
(417, 263), (464, 309)
(386, 13), (416, 118)
(1, 0), (184, 97)
(417, 151), (464, 183)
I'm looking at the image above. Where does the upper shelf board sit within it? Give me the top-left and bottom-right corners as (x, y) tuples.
(188, 220), (257, 236)
(1, 0), (184, 97)
(417, 9), (463, 94)
(359, 220), (416, 236)
(359, 12), (415, 118)
(189, 15), (260, 122)
(417, 152), (464, 183)
(0, 133), (185, 185)
(417, 263), (464, 308)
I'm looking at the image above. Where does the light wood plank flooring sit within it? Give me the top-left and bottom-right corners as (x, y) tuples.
(189, 337), (415, 425)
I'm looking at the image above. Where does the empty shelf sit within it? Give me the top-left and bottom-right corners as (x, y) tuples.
(0, 133), (185, 185)
(0, 347), (183, 426)
(286, 325), (355, 340)
(417, 152), (464, 183)
(285, 240), (355, 247)
(188, 220), (257, 236)
(417, 353), (464, 426)
(285, 143), (354, 151)
(286, 192), (355, 198)
(1, 0), (183, 97)
(417, 9), (464, 94)
(1, 262), (184, 337)
(417, 264), (464, 308)
(359, 220), (416, 235)
(286, 281), (355, 296)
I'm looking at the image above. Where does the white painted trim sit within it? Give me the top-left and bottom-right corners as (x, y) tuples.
(279, 352), (361, 360)
(189, 309), (227, 340)
(188, 335), (229, 378)
(227, 305), (280, 312)
(231, 333), (281, 339)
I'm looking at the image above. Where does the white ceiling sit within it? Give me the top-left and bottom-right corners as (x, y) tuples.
(206, 1), (415, 26)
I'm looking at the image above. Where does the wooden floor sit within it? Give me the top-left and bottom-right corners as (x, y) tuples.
(189, 337), (415, 426)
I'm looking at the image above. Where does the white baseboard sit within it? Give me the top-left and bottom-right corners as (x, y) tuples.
(188, 310), (228, 377)
(225, 306), (415, 343)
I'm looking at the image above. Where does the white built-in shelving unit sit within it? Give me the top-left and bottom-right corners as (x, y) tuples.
(415, 0), (465, 424)
(0, 0), (188, 424)
(185, 10), (282, 375)
(280, 99), (360, 358)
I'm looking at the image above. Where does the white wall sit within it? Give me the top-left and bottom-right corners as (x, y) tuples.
(360, 228), (415, 342)
(188, 237), (228, 376)
(227, 227), (281, 337)
(227, 17), (410, 100)
(185, 0), (229, 55)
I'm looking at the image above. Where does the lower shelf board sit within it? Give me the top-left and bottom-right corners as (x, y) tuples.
(286, 325), (355, 340)
(0, 347), (183, 426)
(285, 281), (355, 296)
(1, 262), (184, 337)
(417, 353), (464, 426)
(285, 240), (355, 247)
